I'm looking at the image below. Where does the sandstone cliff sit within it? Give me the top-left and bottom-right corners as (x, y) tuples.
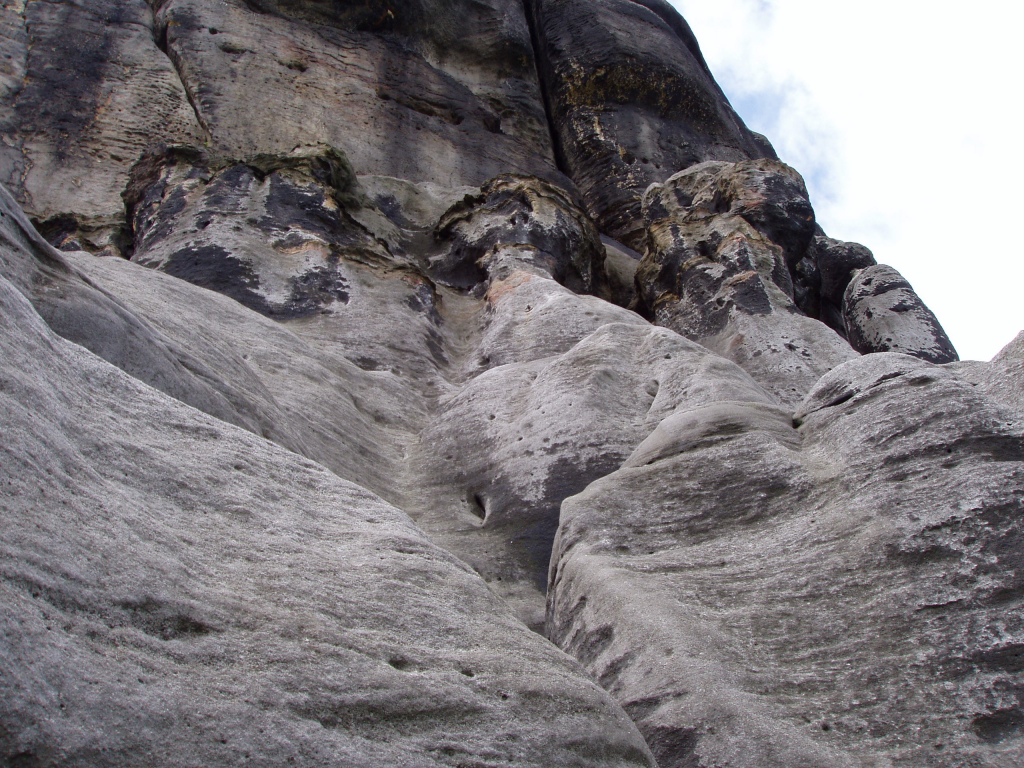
(2, 2), (1021, 767)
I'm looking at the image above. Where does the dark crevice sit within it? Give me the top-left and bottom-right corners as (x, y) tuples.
(519, 0), (570, 177)
(151, 15), (212, 143)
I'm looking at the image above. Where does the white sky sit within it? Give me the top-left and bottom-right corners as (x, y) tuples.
(670, 0), (1024, 361)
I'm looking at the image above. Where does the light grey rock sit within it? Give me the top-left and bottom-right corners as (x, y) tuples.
(637, 160), (858, 406)
(66, 249), (420, 507)
(75, 161), (665, 629)
(411, 294), (772, 628)
(0, 0), (202, 251)
(843, 263), (959, 363)
(2, 3), (1016, 764)
(0, 183), (266, 435)
(549, 351), (1024, 767)
(951, 330), (1024, 415)
(0, 259), (656, 767)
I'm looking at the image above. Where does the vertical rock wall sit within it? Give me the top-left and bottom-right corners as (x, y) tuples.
(1, 2), (1017, 767)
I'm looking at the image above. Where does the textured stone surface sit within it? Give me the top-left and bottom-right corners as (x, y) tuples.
(953, 331), (1024, 414)
(801, 234), (877, 335)
(2, 1), (1022, 766)
(549, 352), (1024, 767)
(410, 295), (770, 628)
(0, 0), (202, 251)
(0, 238), (655, 768)
(0, 184), (261, 433)
(528, 0), (771, 248)
(636, 160), (858, 406)
(844, 263), (959, 363)
(67, 249), (418, 507)
(596, 234), (642, 308)
(156, 0), (565, 189)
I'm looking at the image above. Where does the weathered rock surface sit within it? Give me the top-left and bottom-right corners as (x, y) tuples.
(0, 0), (202, 251)
(549, 352), (1024, 767)
(0, 235), (654, 767)
(844, 263), (959, 363)
(0, 184), (265, 434)
(636, 159), (858, 406)
(528, 0), (772, 248)
(797, 234), (878, 335)
(1, 1), (1019, 766)
(956, 331), (1024, 415)
(155, 0), (565, 188)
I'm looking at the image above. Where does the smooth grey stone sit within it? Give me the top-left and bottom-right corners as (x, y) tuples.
(0, 183), (264, 435)
(948, 331), (1024, 416)
(843, 263), (959, 363)
(0, 266), (655, 767)
(549, 351), (1024, 767)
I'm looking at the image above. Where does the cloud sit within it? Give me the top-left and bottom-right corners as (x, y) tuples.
(672, 0), (1024, 360)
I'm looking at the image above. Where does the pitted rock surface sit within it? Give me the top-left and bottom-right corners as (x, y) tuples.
(843, 263), (959, 363)
(527, 0), (772, 249)
(154, 0), (566, 189)
(636, 159), (858, 406)
(0, 1), (1017, 766)
(549, 353), (1024, 768)
(0, 263), (654, 768)
(0, 0), (202, 252)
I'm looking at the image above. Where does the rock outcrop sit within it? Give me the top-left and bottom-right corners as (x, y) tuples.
(1, 1), (1018, 767)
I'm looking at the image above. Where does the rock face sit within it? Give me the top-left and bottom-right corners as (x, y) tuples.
(550, 352), (1024, 767)
(155, 0), (564, 188)
(636, 159), (858, 406)
(2, 1), (1021, 767)
(0, 250), (653, 767)
(843, 263), (959, 363)
(0, 0), (202, 252)
(528, 0), (772, 249)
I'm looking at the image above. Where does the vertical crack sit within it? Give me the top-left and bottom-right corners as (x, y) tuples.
(519, 0), (569, 177)
(152, 12), (212, 143)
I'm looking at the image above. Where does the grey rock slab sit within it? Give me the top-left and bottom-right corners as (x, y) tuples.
(473, 271), (647, 373)
(638, 161), (857, 406)
(67, 250), (420, 507)
(409, 278), (773, 628)
(125, 145), (456, 401)
(944, 331), (1024, 416)
(527, 0), (771, 248)
(0, 0), (202, 250)
(549, 351), (1024, 767)
(156, 0), (566, 189)
(0, 268), (656, 768)
(0, 182), (263, 435)
(843, 263), (959, 363)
